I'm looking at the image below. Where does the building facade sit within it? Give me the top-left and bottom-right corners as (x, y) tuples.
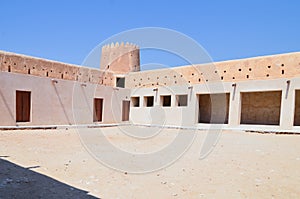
(0, 44), (300, 132)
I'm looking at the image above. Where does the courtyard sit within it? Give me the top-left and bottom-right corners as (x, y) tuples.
(0, 127), (299, 198)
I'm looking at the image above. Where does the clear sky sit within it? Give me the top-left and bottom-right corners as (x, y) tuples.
(0, 0), (299, 69)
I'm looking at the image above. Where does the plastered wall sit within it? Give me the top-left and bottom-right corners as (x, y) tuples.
(1, 49), (300, 132)
(0, 71), (130, 126)
(128, 77), (300, 132)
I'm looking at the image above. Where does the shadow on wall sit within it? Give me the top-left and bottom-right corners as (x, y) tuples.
(0, 158), (97, 199)
(53, 85), (72, 125)
(0, 89), (16, 126)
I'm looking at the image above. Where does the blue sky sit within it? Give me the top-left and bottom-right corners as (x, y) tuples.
(0, 0), (299, 70)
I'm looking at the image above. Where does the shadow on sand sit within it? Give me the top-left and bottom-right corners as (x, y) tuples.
(0, 158), (98, 199)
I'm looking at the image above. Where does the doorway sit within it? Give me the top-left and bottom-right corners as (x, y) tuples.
(294, 90), (300, 126)
(198, 93), (230, 124)
(240, 91), (282, 125)
(122, 100), (130, 121)
(93, 98), (103, 122)
(16, 90), (31, 122)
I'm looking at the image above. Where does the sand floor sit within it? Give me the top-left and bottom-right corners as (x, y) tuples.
(0, 126), (300, 198)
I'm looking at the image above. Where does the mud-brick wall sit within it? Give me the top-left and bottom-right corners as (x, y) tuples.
(125, 52), (300, 88)
(241, 91), (282, 125)
(0, 51), (114, 86)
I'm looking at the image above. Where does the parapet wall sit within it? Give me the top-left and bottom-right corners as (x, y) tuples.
(0, 51), (114, 86)
(100, 42), (140, 74)
(125, 52), (300, 88)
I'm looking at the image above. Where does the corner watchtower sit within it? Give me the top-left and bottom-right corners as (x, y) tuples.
(100, 42), (140, 74)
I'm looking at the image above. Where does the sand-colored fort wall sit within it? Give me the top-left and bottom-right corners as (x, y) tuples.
(125, 52), (300, 88)
(0, 51), (115, 86)
(124, 52), (300, 132)
(1, 47), (300, 132)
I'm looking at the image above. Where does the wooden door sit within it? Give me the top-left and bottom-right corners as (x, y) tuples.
(93, 98), (103, 122)
(122, 100), (130, 121)
(16, 91), (31, 122)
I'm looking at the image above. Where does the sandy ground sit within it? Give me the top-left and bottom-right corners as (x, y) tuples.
(0, 126), (300, 199)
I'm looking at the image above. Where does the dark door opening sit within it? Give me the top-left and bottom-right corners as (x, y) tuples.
(294, 90), (300, 126)
(16, 90), (31, 122)
(93, 98), (103, 122)
(122, 100), (130, 121)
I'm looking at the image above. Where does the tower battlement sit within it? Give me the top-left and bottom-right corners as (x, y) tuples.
(101, 42), (138, 49)
(100, 42), (140, 74)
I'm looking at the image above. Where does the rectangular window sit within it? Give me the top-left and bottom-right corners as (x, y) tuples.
(116, 77), (125, 88)
(198, 93), (230, 124)
(93, 98), (103, 122)
(161, 95), (171, 107)
(122, 100), (130, 121)
(131, 96), (140, 107)
(144, 96), (154, 107)
(241, 91), (281, 125)
(176, 95), (188, 106)
(16, 90), (31, 122)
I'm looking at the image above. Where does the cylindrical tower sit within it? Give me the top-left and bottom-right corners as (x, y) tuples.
(100, 42), (140, 74)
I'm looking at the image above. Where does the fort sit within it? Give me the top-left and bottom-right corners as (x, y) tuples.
(1, 43), (300, 132)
